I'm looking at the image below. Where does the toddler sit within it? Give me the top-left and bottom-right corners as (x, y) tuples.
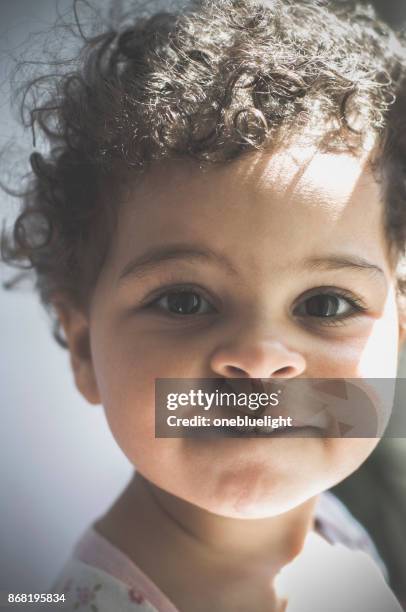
(2, 0), (406, 610)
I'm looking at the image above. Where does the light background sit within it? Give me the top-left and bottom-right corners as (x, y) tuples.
(0, 0), (133, 593)
(1, 0), (406, 595)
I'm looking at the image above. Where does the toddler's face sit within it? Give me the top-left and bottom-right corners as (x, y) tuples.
(71, 141), (402, 518)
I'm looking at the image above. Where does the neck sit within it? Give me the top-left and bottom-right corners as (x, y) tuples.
(100, 471), (318, 577)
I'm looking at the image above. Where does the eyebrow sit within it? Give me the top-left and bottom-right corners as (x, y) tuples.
(118, 244), (387, 286)
(118, 243), (238, 283)
(304, 255), (385, 279)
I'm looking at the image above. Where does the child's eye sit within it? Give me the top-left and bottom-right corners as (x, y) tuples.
(293, 289), (367, 323)
(149, 289), (216, 316)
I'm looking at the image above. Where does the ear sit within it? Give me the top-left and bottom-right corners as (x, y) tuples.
(398, 297), (406, 349)
(399, 322), (406, 348)
(54, 300), (101, 405)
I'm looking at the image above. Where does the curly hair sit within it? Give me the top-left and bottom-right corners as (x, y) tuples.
(2, 0), (406, 346)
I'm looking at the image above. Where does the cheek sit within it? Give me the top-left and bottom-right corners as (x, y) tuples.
(356, 294), (400, 378)
(305, 297), (400, 379)
(324, 437), (380, 484)
(89, 313), (206, 469)
(88, 315), (209, 501)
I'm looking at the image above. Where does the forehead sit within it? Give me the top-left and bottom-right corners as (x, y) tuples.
(108, 141), (390, 276)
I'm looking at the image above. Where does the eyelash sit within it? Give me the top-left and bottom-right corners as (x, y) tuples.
(142, 283), (218, 315)
(142, 283), (369, 326)
(293, 287), (368, 327)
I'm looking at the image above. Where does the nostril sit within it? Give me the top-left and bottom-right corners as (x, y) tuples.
(225, 365), (248, 377)
(274, 366), (296, 377)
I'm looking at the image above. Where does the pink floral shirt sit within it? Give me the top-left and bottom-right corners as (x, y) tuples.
(50, 526), (177, 611)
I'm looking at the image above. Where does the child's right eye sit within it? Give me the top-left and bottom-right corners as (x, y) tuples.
(148, 288), (216, 316)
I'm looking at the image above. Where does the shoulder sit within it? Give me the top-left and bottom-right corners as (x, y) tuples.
(314, 491), (387, 577)
(276, 531), (403, 612)
(48, 557), (158, 612)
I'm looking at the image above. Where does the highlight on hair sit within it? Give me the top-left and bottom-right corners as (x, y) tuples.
(2, 0), (406, 345)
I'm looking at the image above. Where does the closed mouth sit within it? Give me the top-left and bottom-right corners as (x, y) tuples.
(196, 424), (323, 438)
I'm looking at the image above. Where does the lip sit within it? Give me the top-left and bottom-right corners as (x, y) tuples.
(195, 425), (324, 438)
(192, 378), (331, 433)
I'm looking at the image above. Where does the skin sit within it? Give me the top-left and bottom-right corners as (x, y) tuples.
(57, 139), (405, 611)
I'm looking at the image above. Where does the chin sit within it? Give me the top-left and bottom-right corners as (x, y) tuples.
(198, 472), (319, 520)
(199, 491), (311, 520)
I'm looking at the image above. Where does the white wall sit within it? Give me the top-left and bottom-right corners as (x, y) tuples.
(0, 0), (132, 593)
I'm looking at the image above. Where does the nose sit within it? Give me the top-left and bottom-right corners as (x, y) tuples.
(210, 332), (306, 379)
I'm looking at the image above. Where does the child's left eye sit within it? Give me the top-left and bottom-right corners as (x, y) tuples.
(293, 290), (367, 322)
(150, 289), (216, 316)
